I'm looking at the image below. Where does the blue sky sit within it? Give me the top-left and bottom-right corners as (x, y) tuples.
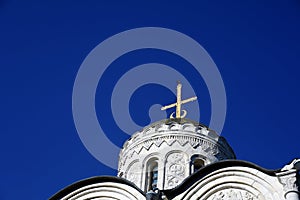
(1, 1), (300, 199)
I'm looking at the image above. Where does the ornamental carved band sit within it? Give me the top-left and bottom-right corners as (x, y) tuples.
(208, 189), (257, 200)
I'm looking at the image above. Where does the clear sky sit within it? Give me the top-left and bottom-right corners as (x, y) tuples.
(1, 1), (300, 199)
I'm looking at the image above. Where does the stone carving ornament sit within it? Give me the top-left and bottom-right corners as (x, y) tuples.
(280, 174), (298, 193)
(208, 189), (257, 200)
(126, 162), (141, 187)
(165, 152), (186, 188)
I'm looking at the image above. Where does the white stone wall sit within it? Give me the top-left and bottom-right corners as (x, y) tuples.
(55, 162), (299, 200)
(118, 119), (236, 191)
(59, 182), (145, 200)
(174, 166), (285, 200)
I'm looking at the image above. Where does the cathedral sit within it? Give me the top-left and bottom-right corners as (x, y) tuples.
(50, 83), (300, 200)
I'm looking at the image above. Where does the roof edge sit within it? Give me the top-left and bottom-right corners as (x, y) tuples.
(162, 159), (281, 199)
(49, 176), (146, 200)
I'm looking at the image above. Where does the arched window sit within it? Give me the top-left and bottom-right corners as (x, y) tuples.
(190, 155), (205, 173)
(150, 165), (158, 190)
(146, 160), (158, 191)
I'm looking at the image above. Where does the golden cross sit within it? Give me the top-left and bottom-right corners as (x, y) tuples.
(161, 81), (197, 118)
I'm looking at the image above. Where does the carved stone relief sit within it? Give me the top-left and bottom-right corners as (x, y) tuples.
(165, 152), (187, 189)
(278, 171), (299, 193)
(126, 161), (141, 187)
(208, 189), (257, 200)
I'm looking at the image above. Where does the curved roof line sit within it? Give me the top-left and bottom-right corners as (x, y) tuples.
(162, 159), (281, 199)
(49, 176), (146, 200)
(49, 160), (283, 200)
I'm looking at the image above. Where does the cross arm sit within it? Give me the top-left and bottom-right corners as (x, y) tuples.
(161, 96), (197, 111)
(161, 102), (177, 111)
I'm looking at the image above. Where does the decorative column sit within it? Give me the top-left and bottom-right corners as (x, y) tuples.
(277, 170), (299, 200)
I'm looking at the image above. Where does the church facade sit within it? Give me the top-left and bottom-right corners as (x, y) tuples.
(50, 83), (299, 200)
(50, 118), (300, 200)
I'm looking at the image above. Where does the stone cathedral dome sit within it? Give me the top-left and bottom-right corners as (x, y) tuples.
(118, 118), (236, 192)
(51, 81), (299, 200)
